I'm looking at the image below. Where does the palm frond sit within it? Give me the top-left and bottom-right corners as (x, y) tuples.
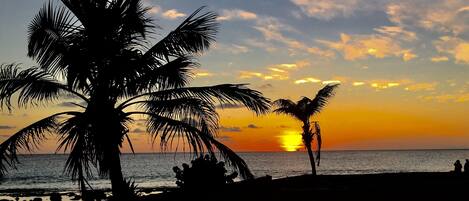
(126, 97), (219, 135)
(143, 7), (218, 60)
(122, 56), (197, 98)
(28, 2), (79, 75)
(137, 84), (270, 115)
(209, 138), (254, 179)
(0, 64), (88, 111)
(306, 84), (339, 117)
(272, 99), (303, 120)
(0, 112), (68, 177)
(126, 111), (253, 179)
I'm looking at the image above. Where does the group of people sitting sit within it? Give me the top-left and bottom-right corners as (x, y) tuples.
(453, 159), (469, 173)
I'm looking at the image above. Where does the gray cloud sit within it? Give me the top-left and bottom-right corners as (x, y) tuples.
(216, 135), (232, 141)
(0, 125), (15, 129)
(131, 128), (146, 133)
(219, 126), (242, 132)
(247, 124), (261, 129)
(258, 83), (273, 89)
(57, 101), (86, 107)
(216, 103), (244, 109)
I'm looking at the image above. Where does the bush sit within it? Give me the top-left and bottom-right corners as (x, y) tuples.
(173, 154), (238, 190)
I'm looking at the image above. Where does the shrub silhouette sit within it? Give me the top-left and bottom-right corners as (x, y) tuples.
(173, 154), (238, 190)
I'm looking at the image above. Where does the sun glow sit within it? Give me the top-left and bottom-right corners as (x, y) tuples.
(279, 130), (303, 152)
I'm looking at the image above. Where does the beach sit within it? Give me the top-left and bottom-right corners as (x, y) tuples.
(2, 172), (469, 201)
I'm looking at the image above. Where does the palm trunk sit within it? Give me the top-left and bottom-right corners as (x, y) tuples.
(305, 143), (317, 175)
(109, 146), (127, 199)
(302, 122), (317, 175)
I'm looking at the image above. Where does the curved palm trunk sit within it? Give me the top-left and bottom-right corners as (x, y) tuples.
(305, 142), (317, 175)
(302, 123), (317, 175)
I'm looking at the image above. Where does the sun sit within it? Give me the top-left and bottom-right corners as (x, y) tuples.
(279, 130), (303, 152)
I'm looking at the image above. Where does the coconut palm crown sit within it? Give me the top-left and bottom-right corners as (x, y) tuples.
(0, 0), (270, 198)
(273, 84), (338, 175)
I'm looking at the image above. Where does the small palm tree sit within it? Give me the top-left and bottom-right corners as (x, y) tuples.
(273, 84), (339, 175)
(0, 0), (270, 198)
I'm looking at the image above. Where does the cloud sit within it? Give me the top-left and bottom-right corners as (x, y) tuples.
(322, 80), (342, 85)
(431, 56), (449, 62)
(368, 79), (412, 90)
(386, 0), (469, 36)
(373, 26), (418, 42)
(352, 81), (366, 86)
(57, 102), (86, 107)
(244, 38), (278, 52)
(216, 135), (232, 141)
(131, 128), (146, 133)
(294, 77), (321, 84)
(214, 43), (250, 54)
(0, 125), (15, 129)
(147, 5), (161, 15)
(307, 47), (336, 58)
(220, 126), (242, 132)
(433, 36), (469, 64)
(253, 16), (330, 57)
(290, 0), (372, 20)
(247, 124), (261, 129)
(193, 70), (214, 78)
(258, 83), (273, 89)
(405, 82), (438, 92)
(317, 33), (417, 61)
(217, 9), (257, 21)
(239, 60), (309, 81)
(162, 9), (186, 19)
(216, 103), (244, 109)
(422, 93), (469, 103)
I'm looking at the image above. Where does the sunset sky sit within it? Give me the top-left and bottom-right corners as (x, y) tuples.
(0, 0), (468, 153)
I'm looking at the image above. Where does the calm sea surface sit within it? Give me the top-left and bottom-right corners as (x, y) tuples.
(1, 150), (468, 191)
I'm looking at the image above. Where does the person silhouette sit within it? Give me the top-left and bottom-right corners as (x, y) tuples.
(464, 159), (469, 174)
(454, 160), (462, 173)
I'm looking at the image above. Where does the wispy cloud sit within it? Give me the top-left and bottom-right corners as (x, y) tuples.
(217, 9), (257, 21)
(213, 43), (250, 54)
(430, 56), (449, 62)
(290, 0), (379, 20)
(405, 82), (438, 92)
(239, 60), (309, 81)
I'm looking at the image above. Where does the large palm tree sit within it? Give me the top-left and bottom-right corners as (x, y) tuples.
(0, 0), (270, 198)
(273, 84), (338, 175)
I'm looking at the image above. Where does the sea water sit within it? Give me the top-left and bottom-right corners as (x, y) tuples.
(1, 150), (468, 191)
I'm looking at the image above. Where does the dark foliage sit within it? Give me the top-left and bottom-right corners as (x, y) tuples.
(173, 154), (238, 190)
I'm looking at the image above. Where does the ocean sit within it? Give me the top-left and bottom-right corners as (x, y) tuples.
(1, 150), (468, 191)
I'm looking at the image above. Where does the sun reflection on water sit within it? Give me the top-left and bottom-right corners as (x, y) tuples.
(279, 130), (303, 152)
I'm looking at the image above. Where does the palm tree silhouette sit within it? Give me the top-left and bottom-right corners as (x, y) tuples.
(273, 84), (338, 175)
(0, 0), (270, 198)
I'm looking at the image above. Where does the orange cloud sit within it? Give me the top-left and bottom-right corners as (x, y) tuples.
(318, 33), (417, 61)
(162, 9), (186, 19)
(217, 9), (258, 21)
